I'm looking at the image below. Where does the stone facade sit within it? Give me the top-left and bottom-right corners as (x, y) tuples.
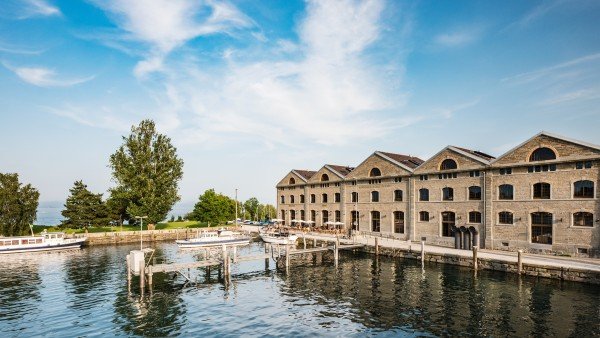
(276, 132), (600, 257)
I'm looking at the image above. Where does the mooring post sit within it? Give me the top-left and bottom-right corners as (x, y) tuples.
(334, 237), (339, 267)
(233, 246), (237, 263)
(139, 261), (145, 296)
(222, 245), (229, 278)
(472, 246), (478, 271)
(264, 244), (269, 270)
(303, 233), (306, 250)
(420, 239), (425, 264)
(148, 265), (153, 287)
(126, 255), (131, 285)
(285, 244), (290, 272)
(517, 250), (523, 274)
(375, 237), (379, 256)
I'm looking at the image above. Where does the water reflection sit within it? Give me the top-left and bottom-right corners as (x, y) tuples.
(0, 243), (598, 337)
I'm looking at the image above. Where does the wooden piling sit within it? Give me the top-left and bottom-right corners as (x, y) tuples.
(148, 265), (153, 287)
(420, 240), (425, 264)
(303, 233), (306, 250)
(517, 250), (523, 274)
(139, 261), (145, 295)
(233, 246), (237, 263)
(285, 244), (290, 272)
(264, 244), (269, 270)
(472, 246), (478, 271)
(126, 255), (131, 284)
(334, 237), (339, 267)
(375, 237), (379, 256)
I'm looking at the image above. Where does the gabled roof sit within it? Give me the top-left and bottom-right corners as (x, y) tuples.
(491, 131), (600, 164)
(291, 170), (316, 182)
(326, 164), (354, 177)
(377, 151), (424, 169)
(415, 145), (494, 171)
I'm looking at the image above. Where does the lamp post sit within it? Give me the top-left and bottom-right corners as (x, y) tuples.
(135, 216), (148, 250)
(235, 189), (238, 227)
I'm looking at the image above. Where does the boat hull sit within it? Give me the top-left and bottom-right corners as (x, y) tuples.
(176, 238), (250, 249)
(259, 233), (298, 245)
(0, 239), (86, 254)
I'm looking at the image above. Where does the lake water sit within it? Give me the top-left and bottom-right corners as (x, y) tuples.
(0, 241), (599, 337)
(35, 201), (195, 226)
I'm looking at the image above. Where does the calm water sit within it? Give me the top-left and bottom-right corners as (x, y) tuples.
(1, 242), (599, 337)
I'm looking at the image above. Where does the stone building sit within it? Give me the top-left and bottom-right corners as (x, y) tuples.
(276, 132), (600, 257)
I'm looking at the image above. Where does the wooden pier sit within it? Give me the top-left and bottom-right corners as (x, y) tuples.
(126, 238), (364, 294)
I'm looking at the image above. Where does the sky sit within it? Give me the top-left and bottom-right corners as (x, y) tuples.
(1, 0), (599, 206)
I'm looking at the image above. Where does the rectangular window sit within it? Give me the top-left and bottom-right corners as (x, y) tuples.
(322, 194), (328, 203)
(334, 193), (340, 203)
(351, 192), (358, 203)
(469, 171), (480, 177)
(310, 194), (316, 203)
(500, 168), (512, 175)
(371, 211), (381, 232)
(469, 211), (482, 223)
(420, 175), (428, 181)
(335, 210), (341, 222)
(419, 189), (429, 201)
(394, 211), (404, 234)
(419, 211), (429, 222)
(300, 195), (305, 203)
(394, 177), (402, 183)
(351, 211), (359, 230)
(280, 195), (285, 204)
(394, 190), (403, 202)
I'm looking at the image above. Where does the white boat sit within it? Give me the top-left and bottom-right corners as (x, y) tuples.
(0, 232), (87, 254)
(259, 229), (298, 245)
(176, 229), (250, 248)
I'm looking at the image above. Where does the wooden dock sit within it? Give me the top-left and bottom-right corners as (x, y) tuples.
(127, 237), (364, 294)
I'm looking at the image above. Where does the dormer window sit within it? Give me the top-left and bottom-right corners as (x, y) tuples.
(440, 159), (457, 170)
(529, 147), (556, 162)
(369, 168), (381, 177)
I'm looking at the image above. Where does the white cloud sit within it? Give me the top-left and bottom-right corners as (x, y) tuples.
(18, 0), (61, 18)
(434, 28), (482, 48)
(501, 52), (600, 85)
(4, 63), (94, 87)
(504, 0), (565, 31)
(91, 0), (253, 77)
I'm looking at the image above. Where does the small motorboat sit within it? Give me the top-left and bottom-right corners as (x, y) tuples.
(0, 231), (86, 254)
(176, 228), (250, 248)
(259, 228), (298, 245)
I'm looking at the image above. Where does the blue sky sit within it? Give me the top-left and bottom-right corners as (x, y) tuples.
(1, 0), (599, 206)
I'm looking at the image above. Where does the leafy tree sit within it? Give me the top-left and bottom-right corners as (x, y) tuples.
(188, 189), (236, 224)
(262, 204), (277, 220)
(243, 197), (260, 220)
(61, 180), (109, 229)
(106, 186), (130, 225)
(0, 173), (39, 236)
(109, 120), (184, 225)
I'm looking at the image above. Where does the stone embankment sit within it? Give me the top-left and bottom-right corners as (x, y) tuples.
(240, 225), (600, 284)
(80, 228), (237, 246)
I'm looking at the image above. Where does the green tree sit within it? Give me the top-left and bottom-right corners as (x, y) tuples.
(109, 120), (184, 225)
(243, 197), (260, 220)
(262, 204), (277, 220)
(188, 189), (236, 224)
(106, 186), (129, 225)
(61, 180), (109, 229)
(0, 173), (39, 236)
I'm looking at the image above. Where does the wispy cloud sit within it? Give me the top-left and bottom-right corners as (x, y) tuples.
(504, 0), (566, 31)
(3, 63), (94, 87)
(0, 43), (44, 55)
(433, 28), (483, 48)
(538, 88), (600, 106)
(3, 0), (62, 19)
(90, 0), (253, 77)
(42, 104), (132, 132)
(501, 52), (600, 85)
(436, 99), (480, 119)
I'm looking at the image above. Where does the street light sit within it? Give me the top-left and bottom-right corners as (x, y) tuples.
(135, 216), (148, 250)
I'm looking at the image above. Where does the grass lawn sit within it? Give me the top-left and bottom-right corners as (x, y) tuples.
(32, 221), (231, 234)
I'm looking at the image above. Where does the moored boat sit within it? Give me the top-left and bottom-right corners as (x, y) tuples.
(259, 228), (298, 245)
(176, 229), (250, 248)
(0, 232), (87, 254)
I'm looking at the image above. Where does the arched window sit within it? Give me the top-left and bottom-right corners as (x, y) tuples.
(394, 190), (403, 202)
(290, 210), (296, 220)
(369, 168), (381, 177)
(371, 191), (379, 202)
(442, 187), (454, 201)
(335, 193), (341, 202)
(322, 193), (328, 203)
(351, 211), (360, 230)
(499, 184), (513, 200)
(469, 186), (481, 200)
(289, 177), (295, 185)
(529, 147), (556, 161)
(335, 210), (341, 222)
(574, 180), (594, 198)
(322, 210), (329, 225)
(371, 211), (381, 232)
(469, 211), (482, 223)
(394, 211), (404, 233)
(533, 182), (551, 199)
(499, 212), (513, 224)
(419, 211), (429, 222)
(300, 194), (305, 203)
(290, 195), (295, 204)
(300, 210), (305, 220)
(419, 188), (429, 201)
(531, 212), (552, 244)
(280, 195), (285, 204)
(310, 210), (316, 221)
(351, 192), (359, 203)
(573, 212), (593, 227)
(440, 159), (458, 170)
(321, 174), (329, 181)
(310, 194), (316, 203)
